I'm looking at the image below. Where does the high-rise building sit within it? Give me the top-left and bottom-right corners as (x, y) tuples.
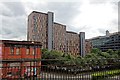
(53, 22), (66, 52)
(27, 11), (86, 56)
(27, 11), (48, 49)
(66, 31), (80, 56)
(85, 39), (92, 54)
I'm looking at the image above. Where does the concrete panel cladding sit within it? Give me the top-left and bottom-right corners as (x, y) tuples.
(79, 32), (85, 57)
(47, 12), (54, 51)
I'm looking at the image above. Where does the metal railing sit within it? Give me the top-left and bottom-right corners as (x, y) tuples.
(0, 59), (120, 80)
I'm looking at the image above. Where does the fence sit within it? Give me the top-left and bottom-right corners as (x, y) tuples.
(0, 59), (120, 80)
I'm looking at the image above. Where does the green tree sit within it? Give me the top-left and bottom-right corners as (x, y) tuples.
(107, 49), (114, 55)
(41, 49), (50, 59)
(63, 53), (76, 65)
(91, 48), (101, 55)
(115, 50), (120, 57)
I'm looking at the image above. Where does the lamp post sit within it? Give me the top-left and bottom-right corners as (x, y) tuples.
(32, 41), (35, 60)
(32, 41), (36, 79)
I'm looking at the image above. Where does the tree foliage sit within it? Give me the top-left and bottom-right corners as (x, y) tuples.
(41, 48), (120, 66)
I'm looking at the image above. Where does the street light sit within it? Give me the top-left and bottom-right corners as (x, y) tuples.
(32, 41), (36, 79)
(32, 41), (35, 60)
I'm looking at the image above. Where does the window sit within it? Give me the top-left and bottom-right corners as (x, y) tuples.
(26, 48), (30, 55)
(16, 47), (20, 55)
(10, 47), (14, 55)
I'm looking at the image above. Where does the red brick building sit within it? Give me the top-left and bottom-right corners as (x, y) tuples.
(0, 40), (42, 79)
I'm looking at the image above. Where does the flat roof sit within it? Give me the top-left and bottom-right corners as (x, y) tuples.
(28, 11), (48, 17)
(89, 31), (120, 40)
(66, 31), (77, 34)
(32, 11), (48, 15)
(54, 22), (66, 27)
(0, 40), (42, 46)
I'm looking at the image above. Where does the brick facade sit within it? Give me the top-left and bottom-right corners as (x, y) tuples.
(27, 11), (48, 49)
(0, 40), (42, 78)
(27, 11), (86, 56)
(53, 22), (66, 52)
(85, 39), (92, 54)
(66, 31), (80, 56)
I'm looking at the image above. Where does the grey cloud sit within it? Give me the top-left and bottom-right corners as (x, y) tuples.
(46, 2), (81, 25)
(1, 16), (27, 39)
(78, 25), (90, 31)
(118, 1), (120, 31)
(98, 28), (106, 34)
(0, 1), (27, 40)
(66, 25), (91, 33)
(110, 19), (118, 31)
(89, 0), (119, 5)
(110, 2), (118, 13)
(89, 0), (109, 4)
(0, 3), (13, 17)
(112, 19), (117, 25)
(1, 2), (26, 17)
(2, 27), (12, 35)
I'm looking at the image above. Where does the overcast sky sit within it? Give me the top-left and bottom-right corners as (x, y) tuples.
(0, 0), (119, 40)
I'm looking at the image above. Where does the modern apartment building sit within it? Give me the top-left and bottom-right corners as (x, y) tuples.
(27, 11), (49, 49)
(89, 31), (120, 52)
(66, 31), (80, 56)
(27, 11), (85, 56)
(85, 39), (92, 54)
(53, 22), (66, 52)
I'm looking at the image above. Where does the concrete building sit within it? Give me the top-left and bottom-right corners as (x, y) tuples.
(89, 31), (120, 52)
(27, 11), (86, 56)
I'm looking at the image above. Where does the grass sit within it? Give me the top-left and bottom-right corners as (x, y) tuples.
(92, 69), (120, 80)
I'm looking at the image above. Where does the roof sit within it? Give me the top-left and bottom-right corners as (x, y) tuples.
(66, 31), (77, 34)
(88, 31), (120, 40)
(54, 22), (66, 27)
(28, 11), (48, 17)
(32, 11), (48, 15)
(109, 31), (120, 36)
(0, 40), (42, 46)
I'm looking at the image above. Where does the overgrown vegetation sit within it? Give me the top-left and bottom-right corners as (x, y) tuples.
(41, 48), (120, 66)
